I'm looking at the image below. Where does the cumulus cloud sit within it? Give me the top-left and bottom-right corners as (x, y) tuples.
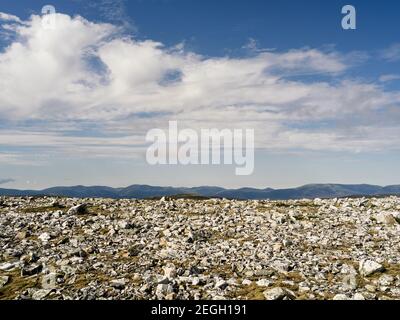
(0, 11), (399, 164)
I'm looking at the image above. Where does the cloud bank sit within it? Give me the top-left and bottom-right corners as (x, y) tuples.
(0, 12), (400, 165)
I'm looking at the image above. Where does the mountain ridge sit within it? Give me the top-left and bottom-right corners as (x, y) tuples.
(1, 183), (400, 200)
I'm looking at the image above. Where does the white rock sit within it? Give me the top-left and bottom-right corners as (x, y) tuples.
(0, 276), (9, 288)
(163, 263), (176, 279)
(353, 293), (365, 300)
(32, 289), (52, 300)
(256, 279), (271, 287)
(332, 294), (350, 300)
(379, 274), (394, 286)
(42, 273), (58, 290)
(215, 280), (228, 289)
(67, 204), (87, 215)
(242, 279), (252, 286)
(156, 284), (173, 298)
(375, 212), (397, 225)
(342, 274), (358, 291)
(192, 277), (200, 286)
(359, 260), (385, 277)
(0, 262), (17, 271)
(110, 278), (126, 289)
(263, 287), (286, 300)
(38, 232), (51, 243)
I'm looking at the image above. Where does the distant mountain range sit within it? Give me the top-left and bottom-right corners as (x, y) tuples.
(1, 184), (400, 200)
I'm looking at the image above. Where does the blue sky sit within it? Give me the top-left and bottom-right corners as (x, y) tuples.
(0, 0), (400, 189)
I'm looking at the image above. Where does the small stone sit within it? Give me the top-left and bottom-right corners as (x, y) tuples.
(42, 273), (58, 290)
(256, 279), (271, 287)
(165, 293), (176, 300)
(32, 289), (52, 300)
(163, 263), (176, 279)
(353, 293), (365, 300)
(375, 212), (397, 225)
(332, 294), (350, 300)
(110, 278), (126, 289)
(157, 276), (170, 285)
(272, 243), (283, 253)
(299, 286), (311, 293)
(215, 280), (228, 290)
(342, 274), (358, 291)
(365, 284), (377, 293)
(0, 262), (17, 271)
(67, 204), (87, 215)
(282, 239), (293, 247)
(0, 276), (10, 288)
(242, 279), (252, 286)
(359, 260), (385, 277)
(156, 284), (173, 299)
(263, 287), (286, 300)
(379, 274), (394, 286)
(38, 233), (51, 243)
(21, 264), (43, 277)
(392, 212), (400, 224)
(16, 231), (28, 240)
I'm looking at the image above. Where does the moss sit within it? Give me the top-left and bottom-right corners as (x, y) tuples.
(0, 271), (40, 300)
(21, 206), (62, 214)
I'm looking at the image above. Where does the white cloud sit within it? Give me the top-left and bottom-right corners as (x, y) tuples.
(0, 12), (400, 165)
(379, 74), (400, 83)
(0, 12), (23, 24)
(381, 43), (400, 62)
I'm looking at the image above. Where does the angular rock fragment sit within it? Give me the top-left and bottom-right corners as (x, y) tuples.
(67, 204), (87, 215)
(359, 260), (385, 277)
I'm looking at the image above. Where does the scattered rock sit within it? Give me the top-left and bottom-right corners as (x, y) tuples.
(42, 273), (58, 290)
(0, 276), (9, 289)
(379, 274), (394, 287)
(359, 260), (385, 277)
(215, 280), (228, 290)
(332, 294), (350, 300)
(163, 263), (177, 279)
(21, 264), (43, 277)
(375, 212), (398, 225)
(32, 289), (52, 300)
(38, 233), (51, 243)
(263, 287), (287, 300)
(110, 279), (126, 290)
(0, 262), (17, 271)
(342, 274), (358, 291)
(353, 293), (365, 300)
(242, 279), (252, 286)
(256, 279), (271, 287)
(156, 284), (174, 299)
(1, 196), (400, 300)
(67, 204), (87, 215)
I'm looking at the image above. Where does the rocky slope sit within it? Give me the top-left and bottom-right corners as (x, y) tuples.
(1, 196), (400, 300)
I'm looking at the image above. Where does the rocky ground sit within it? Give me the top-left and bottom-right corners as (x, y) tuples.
(1, 196), (400, 300)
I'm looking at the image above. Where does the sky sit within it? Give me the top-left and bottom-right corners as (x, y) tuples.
(0, 0), (400, 189)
